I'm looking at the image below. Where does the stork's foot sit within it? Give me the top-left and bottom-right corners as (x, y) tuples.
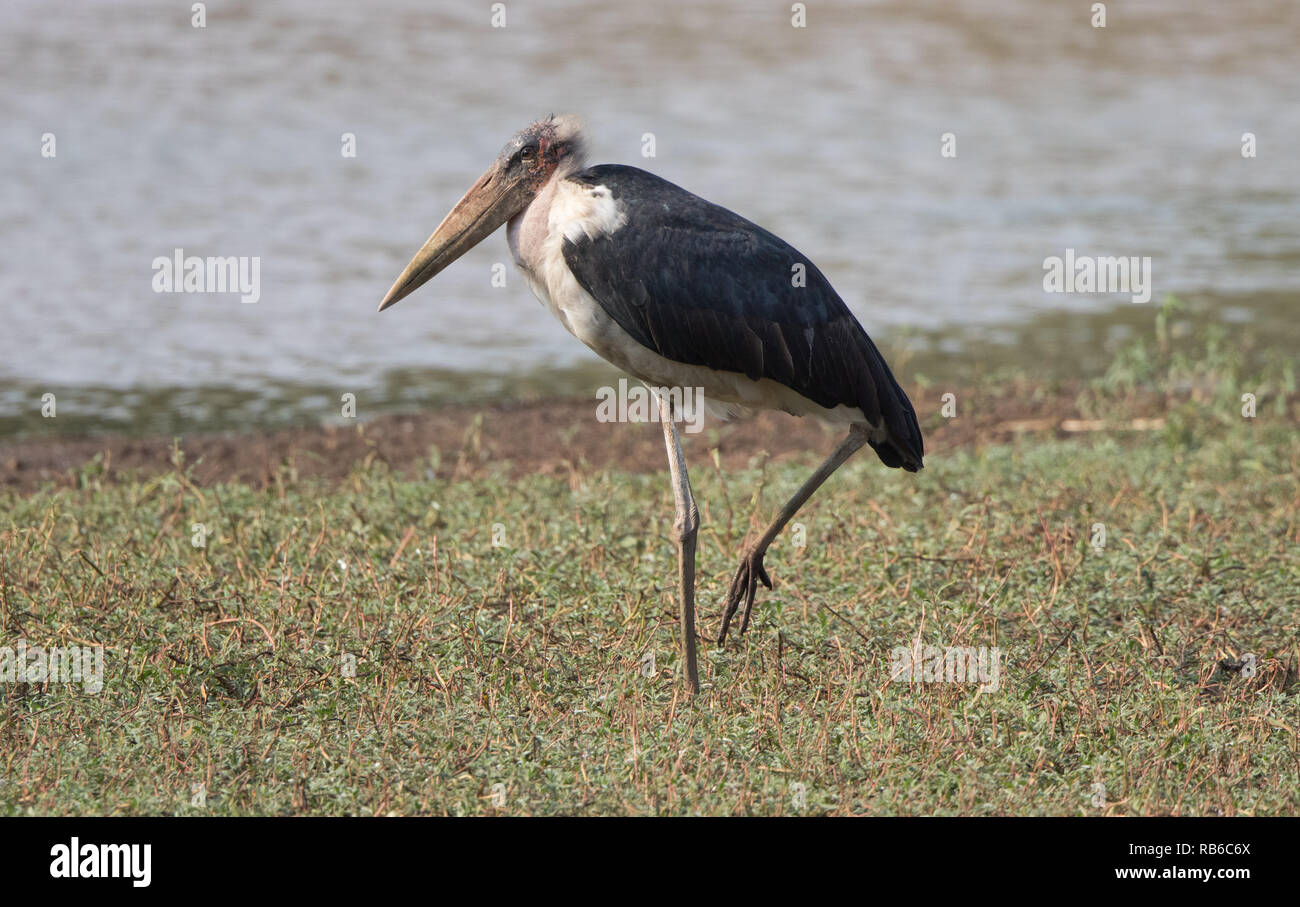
(716, 549), (772, 644)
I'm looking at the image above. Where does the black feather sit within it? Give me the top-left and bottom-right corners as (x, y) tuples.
(562, 165), (923, 471)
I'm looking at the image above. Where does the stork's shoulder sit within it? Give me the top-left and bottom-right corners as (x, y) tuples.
(561, 164), (839, 316)
(567, 165), (763, 234)
(567, 164), (688, 200)
(574, 164), (806, 266)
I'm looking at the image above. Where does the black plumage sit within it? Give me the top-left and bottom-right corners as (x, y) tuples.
(562, 165), (924, 471)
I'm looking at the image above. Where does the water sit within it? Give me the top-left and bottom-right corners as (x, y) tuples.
(2, 0), (1297, 438)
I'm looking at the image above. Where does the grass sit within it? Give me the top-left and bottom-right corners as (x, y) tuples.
(1, 309), (1297, 816)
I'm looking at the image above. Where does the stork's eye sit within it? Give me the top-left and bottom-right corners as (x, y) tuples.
(520, 144), (538, 161)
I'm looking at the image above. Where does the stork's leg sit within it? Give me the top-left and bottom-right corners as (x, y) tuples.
(717, 424), (870, 644)
(658, 395), (700, 694)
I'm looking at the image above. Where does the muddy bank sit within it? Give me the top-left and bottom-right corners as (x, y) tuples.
(0, 383), (1169, 494)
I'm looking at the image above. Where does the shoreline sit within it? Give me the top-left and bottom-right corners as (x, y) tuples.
(0, 382), (1172, 494)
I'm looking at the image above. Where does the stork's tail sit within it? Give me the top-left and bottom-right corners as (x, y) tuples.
(862, 342), (925, 472)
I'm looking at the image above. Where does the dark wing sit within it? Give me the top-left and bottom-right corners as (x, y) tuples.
(562, 164), (923, 471)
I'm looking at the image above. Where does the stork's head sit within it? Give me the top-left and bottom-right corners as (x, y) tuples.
(379, 114), (587, 311)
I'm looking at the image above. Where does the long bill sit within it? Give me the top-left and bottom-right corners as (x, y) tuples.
(378, 160), (523, 312)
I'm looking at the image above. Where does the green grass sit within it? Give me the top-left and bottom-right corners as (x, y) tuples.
(1, 405), (1296, 815)
(2, 304), (1297, 815)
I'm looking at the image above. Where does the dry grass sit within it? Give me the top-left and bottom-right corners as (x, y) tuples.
(1, 390), (1296, 814)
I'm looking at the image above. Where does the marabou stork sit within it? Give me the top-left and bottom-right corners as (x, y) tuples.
(380, 116), (923, 694)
